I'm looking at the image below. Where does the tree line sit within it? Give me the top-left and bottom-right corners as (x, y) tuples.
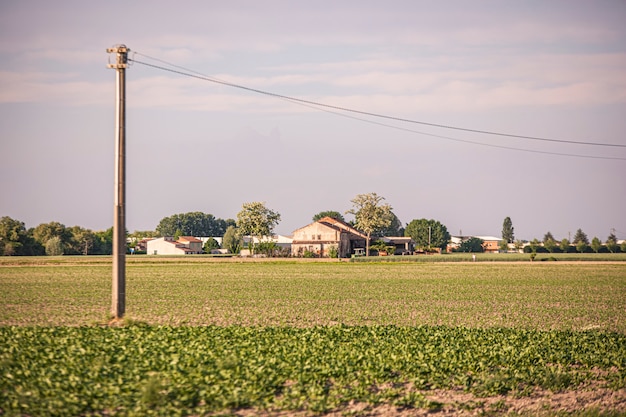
(2, 193), (623, 256)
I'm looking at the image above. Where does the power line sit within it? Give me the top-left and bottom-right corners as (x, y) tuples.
(129, 52), (626, 158)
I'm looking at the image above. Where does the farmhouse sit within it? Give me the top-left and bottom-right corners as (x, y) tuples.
(147, 236), (203, 255)
(291, 217), (368, 258)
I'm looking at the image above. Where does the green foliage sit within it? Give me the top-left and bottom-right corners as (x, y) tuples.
(543, 231), (555, 243)
(560, 238), (571, 253)
(0, 216), (42, 256)
(529, 238), (541, 253)
(156, 212), (235, 237)
(44, 236), (64, 256)
(221, 226), (243, 254)
(237, 202), (281, 254)
(404, 219), (450, 250)
(203, 237), (220, 253)
(458, 237), (484, 253)
(502, 217), (514, 243)
(1, 326), (624, 415)
(544, 238), (557, 253)
(606, 233), (618, 253)
(328, 245), (339, 258)
(591, 237), (602, 253)
(377, 211), (404, 237)
(312, 210), (345, 222)
(256, 241), (280, 257)
(370, 239), (395, 255)
(573, 228), (589, 245)
(346, 192), (393, 255)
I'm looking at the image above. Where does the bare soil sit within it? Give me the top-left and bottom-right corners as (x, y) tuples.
(231, 386), (626, 416)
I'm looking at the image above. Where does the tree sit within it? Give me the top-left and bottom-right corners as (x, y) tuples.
(572, 229), (589, 245)
(502, 217), (514, 244)
(312, 211), (345, 222)
(591, 237), (602, 253)
(606, 232), (618, 253)
(236, 202), (281, 254)
(529, 238), (541, 254)
(560, 238), (570, 253)
(544, 238), (557, 253)
(67, 226), (95, 255)
(499, 239), (509, 252)
(32, 221), (72, 250)
(377, 212), (404, 237)
(346, 193), (393, 256)
(621, 240), (626, 253)
(576, 240), (588, 253)
(543, 232), (555, 243)
(45, 236), (64, 256)
(404, 219), (450, 251)
(203, 237), (220, 253)
(93, 228), (113, 255)
(0, 216), (41, 256)
(156, 212), (234, 237)
(222, 226), (243, 254)
(543, 231), (557, 253)
(458, 237), (484, 253)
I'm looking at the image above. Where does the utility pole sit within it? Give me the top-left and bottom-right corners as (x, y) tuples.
(107, 45), (128, 319)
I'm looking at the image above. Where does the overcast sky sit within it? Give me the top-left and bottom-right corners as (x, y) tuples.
(1, 0), (625, 241)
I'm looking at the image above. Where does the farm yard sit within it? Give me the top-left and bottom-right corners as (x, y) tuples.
(1, 257), (625, 416)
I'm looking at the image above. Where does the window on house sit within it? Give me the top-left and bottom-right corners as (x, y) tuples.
(317, 234), (321, 240)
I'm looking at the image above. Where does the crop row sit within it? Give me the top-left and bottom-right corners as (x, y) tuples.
(1, 325), (625, 416)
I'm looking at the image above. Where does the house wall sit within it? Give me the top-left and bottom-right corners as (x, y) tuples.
(291, 222), (365, 258)
(292, 222), (341, 257)
(147, 238), (186, 255)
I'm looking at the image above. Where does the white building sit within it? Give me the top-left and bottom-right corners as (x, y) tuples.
(147, 236), (203, 255)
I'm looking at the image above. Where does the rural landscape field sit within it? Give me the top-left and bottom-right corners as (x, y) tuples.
(1, 257), (625, 416)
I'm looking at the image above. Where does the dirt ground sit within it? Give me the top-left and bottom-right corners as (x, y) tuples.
(233, 386), (626, 416)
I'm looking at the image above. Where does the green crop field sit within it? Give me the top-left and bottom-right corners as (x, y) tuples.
(1, 257), (625, 416)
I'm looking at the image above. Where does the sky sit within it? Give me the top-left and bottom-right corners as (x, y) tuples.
(1, 0), (625, 241)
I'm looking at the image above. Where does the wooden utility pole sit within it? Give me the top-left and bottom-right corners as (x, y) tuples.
(107, 45), (128, 319)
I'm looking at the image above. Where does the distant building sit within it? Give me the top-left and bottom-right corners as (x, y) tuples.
(448, 235), (503, 253)
(147, 236), (203, 255)
(291, 216), (368, 258)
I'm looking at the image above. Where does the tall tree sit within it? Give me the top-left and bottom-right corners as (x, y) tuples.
(502, 217), (515, 243)
(156, 212), (234, 237)
(404, 218), (450, 250)
(377, 212), (404, 237)
(237, 202), (281, 254)
(543, 231), (556, 253)
(606, 232), (618, 253)
(543, 232), (555, 243)
(560, 238), (571, 253)
(312, 211), (345, 222)
(222, 226), (243, 254)
(572, 228), (589, 245)
(345, 192), (393, 256)
(591, 237), (602, 253)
